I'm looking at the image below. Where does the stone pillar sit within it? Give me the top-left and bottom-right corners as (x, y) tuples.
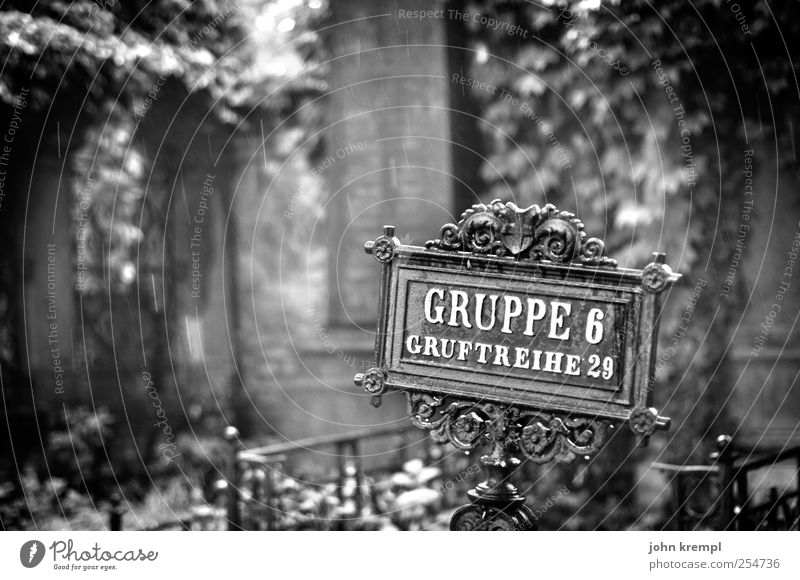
(164, 130), (236, 426)
(249, 0), (460, 446)
(21, 127), (76, 410)
(326, 0), (456, 328)
(223, 1), (459, 446)
(727, 147), (800, 449)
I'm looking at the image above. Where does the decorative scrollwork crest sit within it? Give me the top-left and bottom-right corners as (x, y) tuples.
(426, 199), (617, 267)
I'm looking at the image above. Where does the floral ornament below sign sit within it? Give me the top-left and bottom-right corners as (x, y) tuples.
(405, 393), (610, 464)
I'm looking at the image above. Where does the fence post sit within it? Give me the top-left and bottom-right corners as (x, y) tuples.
(264, 459), (275, 531)
(224, 426), (242, 531)
(711, 434), (736, 530)
(796, 450), (800, 510)
(336, 441), (347, 505)
(351, 440), (364, 517)
(673, 473), (688, 531)
(108, 493), (124, 531)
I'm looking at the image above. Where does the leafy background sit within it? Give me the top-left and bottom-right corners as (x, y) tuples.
(1, 0), (798, 529)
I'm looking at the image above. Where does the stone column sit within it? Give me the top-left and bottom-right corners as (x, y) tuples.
(727, 146), (800, 449)
(326, 0), (456, 328)
(265, 0), (460, 445)
(21, 126), (76, 410)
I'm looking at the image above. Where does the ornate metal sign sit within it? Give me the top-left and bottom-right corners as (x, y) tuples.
(355, 200), (680, 530)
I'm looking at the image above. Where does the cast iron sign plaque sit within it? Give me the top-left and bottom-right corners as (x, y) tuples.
(388, 267), (638, 417)
(355, 200), (680, 529)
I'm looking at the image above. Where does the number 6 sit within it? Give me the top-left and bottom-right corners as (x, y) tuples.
(585, 308), (604, 344)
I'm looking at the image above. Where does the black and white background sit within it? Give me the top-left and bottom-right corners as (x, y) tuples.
(0, 0), (798, 542)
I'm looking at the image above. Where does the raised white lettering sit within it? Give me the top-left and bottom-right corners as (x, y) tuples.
(448, 290), (472, 328)
(564, 354), (581, 375)
(585, 308), (605, 344)
(475, 342), (492, 363)
(542, 351), (564, 373)
(457, 340), (472, 361)
(501, 296), (523, 333)
(549, 302), (571, 340)
(474, 293), (498, 330)
(492, 345), (511, 366)
(513, 347), (530, 368)
(406, 334), (422, 354)
(523, 298), (546, 336)
(441, 338), (456, 358)
(423, 335), (440, 357)
(424, 288), (445, 324)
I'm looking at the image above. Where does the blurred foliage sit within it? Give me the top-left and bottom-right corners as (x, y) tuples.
(46, 406), (115, 491)
(0, 404), (227, 530)
(237, 453), (452, 530)
(0, 0), (326, 123)
(459, 0), (800, 462)
(0, 406), (113, 529)
(463, 0), (798, 257)
(0, 468), (105, 530)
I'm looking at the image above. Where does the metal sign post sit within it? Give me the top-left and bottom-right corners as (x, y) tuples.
(355, 200), (680, 530)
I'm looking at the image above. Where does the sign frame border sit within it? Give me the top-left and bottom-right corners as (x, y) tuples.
(356, 200), (680, 455)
